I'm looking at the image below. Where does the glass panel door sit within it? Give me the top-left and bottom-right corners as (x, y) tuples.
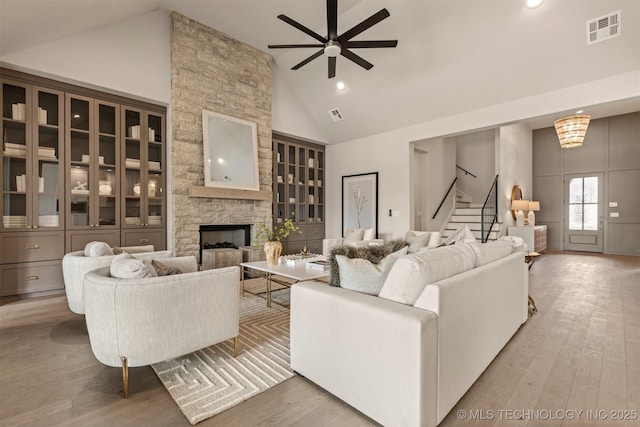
(564, 173), (603, 252)
(97, 103), (118, 227)
(146, 113), (163, 226)
(35, 88), (62, 228)
(123, 108), (142, 226)
(2, 82), (29, 229)
(68, 96), (92, 228)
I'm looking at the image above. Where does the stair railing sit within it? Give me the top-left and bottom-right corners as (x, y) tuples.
(480, 175), (499, 243)
(433, 177), (457, 220)
(456, 164), (477, 178)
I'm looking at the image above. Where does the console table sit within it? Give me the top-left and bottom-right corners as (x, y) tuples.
(508, 225), (547, 253)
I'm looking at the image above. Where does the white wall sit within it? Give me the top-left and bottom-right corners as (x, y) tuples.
(496, 123), (533, 229)
(325, 72), (638, 240)
(0, 10), (172, 105)
(455, 129), (495, 203)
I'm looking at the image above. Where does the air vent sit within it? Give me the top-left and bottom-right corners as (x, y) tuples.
(586, 10), (621, 45)
(328, 108), (344, 122)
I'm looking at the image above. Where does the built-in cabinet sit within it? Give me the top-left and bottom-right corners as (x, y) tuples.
(272, 134), (325, 254)
(1, 69), (166, 298)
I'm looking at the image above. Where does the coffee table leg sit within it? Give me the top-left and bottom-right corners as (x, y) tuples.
(241, 266), (245, 297)
(267, 273), (272, 308)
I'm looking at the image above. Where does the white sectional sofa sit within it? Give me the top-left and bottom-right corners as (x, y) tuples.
(291, 242), (528, 427)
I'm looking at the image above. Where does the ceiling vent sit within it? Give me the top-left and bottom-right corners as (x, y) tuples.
(586, 10), (621, 45)
(328, 108), (344, 122)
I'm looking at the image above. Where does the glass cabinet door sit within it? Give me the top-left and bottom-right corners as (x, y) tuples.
(274, 142), (286, 224)
(146, 113), (164, 227)
(67, 95), (92, 228)
(97, 102), (118, 227)
(123, 107), (142, 227)
(1, 82), (29, 230)
(34, 87), (63, 229)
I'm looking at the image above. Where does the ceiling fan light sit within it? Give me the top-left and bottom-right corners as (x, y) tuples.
(324, 41), (341, 57)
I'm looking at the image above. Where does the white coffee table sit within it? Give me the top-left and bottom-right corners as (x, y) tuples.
(241, 260), (329, 307)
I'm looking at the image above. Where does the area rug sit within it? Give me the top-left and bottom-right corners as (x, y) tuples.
(151, 291), (293, 425)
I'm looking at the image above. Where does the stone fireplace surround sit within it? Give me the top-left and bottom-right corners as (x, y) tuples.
(171, 12), (272, 259)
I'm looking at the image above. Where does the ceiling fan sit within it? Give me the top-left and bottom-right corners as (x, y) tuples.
(268, 0), (398, 79)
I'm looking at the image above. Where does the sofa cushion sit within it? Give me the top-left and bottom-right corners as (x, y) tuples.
(405, 231), (431, 253)
(379, 243), (476, 305)
(84, 241), (114, 257)
(335, 247), (408, 295)
(328, 240), (408, 287)
(470, 240), (513, 267)
(344, 228), (365, 242)
(110, 252), (157, 279)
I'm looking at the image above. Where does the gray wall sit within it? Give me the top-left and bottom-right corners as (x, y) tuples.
(532, 112), (640, 255)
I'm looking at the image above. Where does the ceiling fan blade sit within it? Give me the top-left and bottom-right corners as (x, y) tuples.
(291, 49), (325, 70)
(327, 0), (338, 40)
(339, 8), (390, 42)
(278, 14), (327, 43)
(344, 40), (398, 48)
(328, 56), (337, 78)
(268, 44), (325, 49)
(340, 49), (373, 70)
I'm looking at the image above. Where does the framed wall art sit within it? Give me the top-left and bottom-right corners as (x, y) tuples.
(342, 172), (378, 237)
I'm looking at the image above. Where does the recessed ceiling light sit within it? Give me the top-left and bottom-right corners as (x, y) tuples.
(526, 0), (544, 8)
(576, 110), (584, 114)
(336, 81), (346, 91)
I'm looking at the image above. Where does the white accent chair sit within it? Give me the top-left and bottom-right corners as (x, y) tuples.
(62, 245), (172, 314)
(322, 227), (383, 256)
(83, 256), (240, 397)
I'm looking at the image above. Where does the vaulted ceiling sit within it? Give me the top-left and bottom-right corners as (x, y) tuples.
(1, 0), (638, 143)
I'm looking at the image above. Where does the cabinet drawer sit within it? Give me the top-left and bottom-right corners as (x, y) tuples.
(306, 224), (325, 240)
(0, 232), (64, 264)
(67, 230), (120, 252)
(306, 239), (323, 255)
(1, 261), (64, 296)
(121, 228), (166, 249)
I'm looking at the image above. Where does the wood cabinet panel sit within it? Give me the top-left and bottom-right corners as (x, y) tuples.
(121, 228), (166, 249)
(0, 231), (64, 264)
(1, 260), (63, 296)
(67, 230), (120, 252)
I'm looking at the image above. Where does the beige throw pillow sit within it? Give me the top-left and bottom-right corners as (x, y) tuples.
(344, 228), (365, 242)
(336, 246), (408, 295)
(110, 252), (157, 279)
(84, 241), (114, 257)
(405, 231), (431, 253)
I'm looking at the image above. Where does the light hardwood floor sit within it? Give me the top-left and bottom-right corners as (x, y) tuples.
(1, 251), (638, 426)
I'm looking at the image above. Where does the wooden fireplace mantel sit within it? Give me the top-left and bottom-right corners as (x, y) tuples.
(188, 186), (272, 201)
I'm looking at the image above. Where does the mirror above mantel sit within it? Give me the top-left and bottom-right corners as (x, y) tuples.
(189, 109), (270, 200)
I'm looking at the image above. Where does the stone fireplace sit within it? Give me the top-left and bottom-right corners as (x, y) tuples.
(171, 12), (272, 258)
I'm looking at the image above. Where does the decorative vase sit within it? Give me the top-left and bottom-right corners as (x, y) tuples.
(264, 241), (282, 266)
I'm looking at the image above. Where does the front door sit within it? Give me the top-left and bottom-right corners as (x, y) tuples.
(564, 173), (604, 252)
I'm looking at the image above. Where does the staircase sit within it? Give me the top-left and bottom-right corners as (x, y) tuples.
(442, 204), (502, 242)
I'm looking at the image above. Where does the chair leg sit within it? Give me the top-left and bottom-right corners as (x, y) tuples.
(233, 336), (239, 357)
(121, 356), (129, 398)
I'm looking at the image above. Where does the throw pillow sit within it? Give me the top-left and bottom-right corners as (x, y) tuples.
(440, 225), (476, 246)
(151, 259), (183, 276)
(110, 252), (157, 279)
(328, 239), (408, 287)
(498, 236), (529, 253)
(84, 241), (114, 257)
(335, 246), (409, 295)
(363, 228), (375, 240)
(344, 228), (365, 242)
(405, 231), (431, 253)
